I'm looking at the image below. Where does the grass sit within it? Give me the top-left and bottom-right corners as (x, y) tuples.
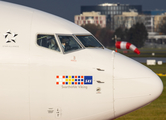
(117, 50), (166, 57)
(109, 47), (166, 57)
(143, 63), (166, 73)
(115, 64), (166, 120)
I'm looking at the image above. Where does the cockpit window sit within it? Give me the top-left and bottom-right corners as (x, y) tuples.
(76, 35), (103, 48)
(37, 35), (60, 52)
(58, 35), (81, 52)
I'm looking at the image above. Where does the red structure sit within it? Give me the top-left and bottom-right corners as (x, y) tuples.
(115, 41), (140, 54)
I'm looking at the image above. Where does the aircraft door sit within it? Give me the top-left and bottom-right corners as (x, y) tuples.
(29, 34), (63, 120)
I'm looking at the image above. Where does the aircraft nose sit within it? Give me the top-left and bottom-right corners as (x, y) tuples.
(113, 53), (163, 118)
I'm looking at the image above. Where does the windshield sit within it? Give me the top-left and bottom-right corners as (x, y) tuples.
(58, 35), (82, 53)
(37, 34), (60, 52)
(76, 35), (103, 48)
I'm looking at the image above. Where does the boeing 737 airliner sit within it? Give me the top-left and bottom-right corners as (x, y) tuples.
(0, 1), (163, 120)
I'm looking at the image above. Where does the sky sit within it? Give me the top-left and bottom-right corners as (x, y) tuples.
(2, 0), (166, 22)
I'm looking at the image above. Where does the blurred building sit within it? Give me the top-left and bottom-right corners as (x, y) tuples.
(145, 32), (166, 48)
(81, 3), (142, 30)
(143, 11), (166, 48)
(143, 10), (166, 16)
(154, 13), (166, 32)
(74, 11), (106, 28)
(143, 15), (154, 32)
(114, 10), (166, 33)
(114, 11), (146, 30)
(143, 10), (166, 32)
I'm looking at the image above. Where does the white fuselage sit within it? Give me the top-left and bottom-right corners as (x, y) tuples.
(0, 1), (163, 120)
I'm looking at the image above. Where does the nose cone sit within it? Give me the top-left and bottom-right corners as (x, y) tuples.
(113, 53), (163, 118)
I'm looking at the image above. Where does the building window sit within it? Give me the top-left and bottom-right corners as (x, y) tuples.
(113, 6), (115, 10)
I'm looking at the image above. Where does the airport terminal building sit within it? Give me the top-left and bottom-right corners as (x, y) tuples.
(81, 3), (142, 30)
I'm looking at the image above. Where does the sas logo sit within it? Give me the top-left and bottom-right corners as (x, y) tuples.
(55, 75), (93, 85)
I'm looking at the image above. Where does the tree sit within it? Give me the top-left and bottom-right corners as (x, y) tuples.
(82, 24), (114, 47)
(96, 28), (114, 47)
(113, 27), (128, 41)
(113, 23), (148, 48)
(81, 24), (100, 36)
(127, 23), (148, 48)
